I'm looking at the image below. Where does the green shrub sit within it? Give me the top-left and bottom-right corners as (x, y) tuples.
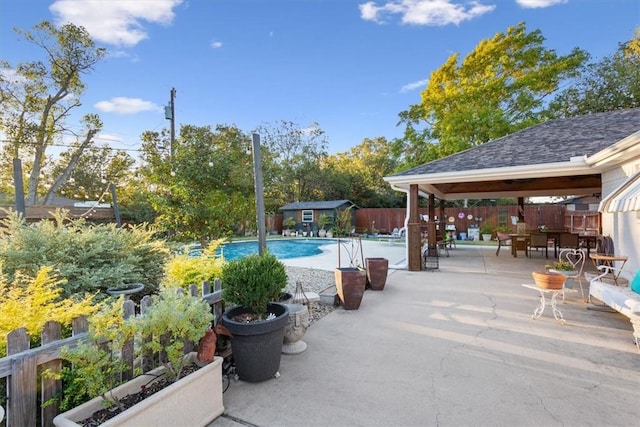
(51, 288), (213, 411)
(0, 265), (97, 358)
(51, 297), (136, 411)
(221, 252), (287, 319)
(163, 240), (225, 292)
(0, 209), (169, 299)
(283, 217), (296, 230)
(136, 286), (214, 381)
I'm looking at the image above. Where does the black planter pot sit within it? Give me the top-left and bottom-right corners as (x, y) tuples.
(222, 302), (289, 382)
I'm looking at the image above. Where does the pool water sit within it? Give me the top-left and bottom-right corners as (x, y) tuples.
(218, 239), (336, 261)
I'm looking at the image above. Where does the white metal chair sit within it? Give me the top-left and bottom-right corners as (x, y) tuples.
(558, 248), (586, 302)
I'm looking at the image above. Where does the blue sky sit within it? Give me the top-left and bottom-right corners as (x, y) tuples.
(1, 0), (638, 156)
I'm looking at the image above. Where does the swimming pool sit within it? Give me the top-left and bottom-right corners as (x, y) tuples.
(218, 239), (336, 261)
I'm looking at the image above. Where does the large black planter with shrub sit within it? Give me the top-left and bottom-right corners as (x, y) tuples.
(222, 302), (289, 382)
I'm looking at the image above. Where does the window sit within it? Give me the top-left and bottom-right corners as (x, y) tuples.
(302, 210), (313, 222)
(497, 209), (508, 227)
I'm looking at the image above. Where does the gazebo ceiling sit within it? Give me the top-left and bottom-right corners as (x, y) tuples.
(414, 173), (602, 200)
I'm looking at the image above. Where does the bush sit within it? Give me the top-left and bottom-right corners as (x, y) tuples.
(0, 209), (169, 299)
(136, 286), (214, 381)
(52, 288), (213, 411)
(52, 297), (136, 411)
(163, 240), (225, 293)
(0, 265), (97, 357)
(221, 252), (287, 319)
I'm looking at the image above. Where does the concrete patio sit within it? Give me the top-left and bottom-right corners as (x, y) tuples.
(210, 244), (639, 427)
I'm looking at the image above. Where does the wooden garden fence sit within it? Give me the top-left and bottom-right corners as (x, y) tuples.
(0, 280), (224, 427)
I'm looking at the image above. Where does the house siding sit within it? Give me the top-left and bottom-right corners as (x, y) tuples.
(601, 159), (640, 274)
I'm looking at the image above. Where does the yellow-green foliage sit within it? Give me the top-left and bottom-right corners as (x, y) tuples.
(163, 240), (225, 292)
(55, 297), (137, 410)
(0, 265), (97, 357)
(136, 286), (214, 381)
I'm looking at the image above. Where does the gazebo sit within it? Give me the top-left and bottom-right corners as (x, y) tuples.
(383, 108), (640, 273)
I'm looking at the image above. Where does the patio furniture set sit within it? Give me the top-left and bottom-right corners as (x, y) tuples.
(520, 243), (639, 351)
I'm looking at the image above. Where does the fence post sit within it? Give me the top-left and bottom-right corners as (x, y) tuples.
(122, 300), (135, 381)
(140, 295), (154, 373)
(41, 321), (62, 426)
(7, 328), (36, 427)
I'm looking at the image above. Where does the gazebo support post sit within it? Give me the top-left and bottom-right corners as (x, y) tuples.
(407, 184), (422, 271)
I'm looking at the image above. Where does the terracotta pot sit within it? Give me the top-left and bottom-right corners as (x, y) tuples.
(334, 267), (366, 310)
(365, 258), (389, 290)
(532, 271), (566, 290)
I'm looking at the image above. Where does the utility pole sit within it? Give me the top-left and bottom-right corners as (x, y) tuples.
(252, 133), (267, 255)
(164, 87), (176, 159)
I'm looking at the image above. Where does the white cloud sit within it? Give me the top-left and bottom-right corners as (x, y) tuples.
(0, 68), (25, 83)
(94, 97), (162, 115)
(400, 78), (429, 93)
(516, 0), (567, 8)
(210, 40), (223, 49)
(94, 132), (124, 145)
(359, 0), (495, 25)
(50, 0), (183, 47)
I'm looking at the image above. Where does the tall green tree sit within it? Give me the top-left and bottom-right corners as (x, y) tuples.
(325, 137), (403, 207)
(395, 22), (588, 169)
(256, 120), (328, 210)
(50, 145), (135, 201)
(549, 28), (640, 116)
(140, 125), (254, 244)
(0, 21), (106, 204)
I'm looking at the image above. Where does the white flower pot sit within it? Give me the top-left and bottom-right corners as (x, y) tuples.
(53, 355), (224, 427)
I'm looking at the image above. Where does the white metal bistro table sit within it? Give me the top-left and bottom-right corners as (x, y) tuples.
(522, 284), (566, 324)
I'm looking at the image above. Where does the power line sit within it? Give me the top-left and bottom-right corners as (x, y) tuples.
(0, 139), (144, 153)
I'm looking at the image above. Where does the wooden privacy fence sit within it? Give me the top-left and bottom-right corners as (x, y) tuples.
(0, 280), (224, 427)
(356, 205), (570, 235)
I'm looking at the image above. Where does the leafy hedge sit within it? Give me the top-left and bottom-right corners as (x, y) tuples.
(163, 239), (225, 292)
(0, 210), (169, 299)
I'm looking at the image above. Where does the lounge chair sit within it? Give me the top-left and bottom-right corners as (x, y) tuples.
(378, 227), (405, 244)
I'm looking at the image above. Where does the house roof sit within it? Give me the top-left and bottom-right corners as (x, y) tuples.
(384, 108), (640, 200)
(279, 200), (357, 211)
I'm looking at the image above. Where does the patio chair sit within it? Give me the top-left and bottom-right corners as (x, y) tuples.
(584, 236), (630, 286)
(495, 232), (511, 256)
(557, 232), (579, 252)
(557, 248), (586, 302)
(528, 231), (548, 258)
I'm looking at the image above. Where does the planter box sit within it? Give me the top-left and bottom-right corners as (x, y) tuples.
(53, 356), (224, 427)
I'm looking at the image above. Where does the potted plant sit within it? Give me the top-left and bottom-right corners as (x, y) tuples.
(532, 270), (567, 290)
(334, 237), (366, 309)
(317, 214), (331, 238)
(545, 259), (577, 286)
(479, 222), (495, 242)
(53, 289), (223, 427)
(221, 252), (289, 382)
(283, 217), (296, 236)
